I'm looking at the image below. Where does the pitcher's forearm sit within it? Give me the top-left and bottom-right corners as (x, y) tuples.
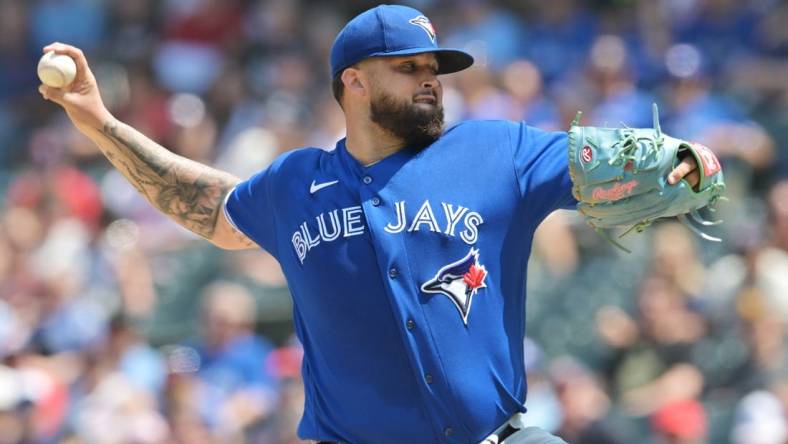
(36, 43), (244, 244)
(88, 118), (239, 240)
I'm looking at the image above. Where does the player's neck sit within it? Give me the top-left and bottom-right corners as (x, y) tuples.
(345, 120), (407, 166)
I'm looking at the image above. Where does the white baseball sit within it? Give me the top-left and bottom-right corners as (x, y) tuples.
(37, 51), (77, 88)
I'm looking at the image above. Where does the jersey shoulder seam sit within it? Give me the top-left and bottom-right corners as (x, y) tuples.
(504, 121), (526, 201)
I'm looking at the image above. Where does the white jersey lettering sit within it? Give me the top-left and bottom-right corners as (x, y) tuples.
(293, 201), (484, 263)
(292, 231), (308, 264)
(302, 221), (321, 249)
(343, 206), (365, 237)
(460, 211), (484, 244)
(408, 200), (440, 233)
(442, 202), (468, 236)
(318, 210), (342, 242)
(385, 201), (407, 233)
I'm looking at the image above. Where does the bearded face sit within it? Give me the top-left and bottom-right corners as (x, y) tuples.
(368, 86), (444, 150)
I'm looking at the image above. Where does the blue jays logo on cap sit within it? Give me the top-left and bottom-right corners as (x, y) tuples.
(330, 5), (473, 78)
(409, 15), (436, 43)
(421, 248), (488, 325)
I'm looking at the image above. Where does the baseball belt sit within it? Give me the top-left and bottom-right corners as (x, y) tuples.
(313, 413), (567, 444)
(480, 412), (568, 444)
(480, 412), (525, 443)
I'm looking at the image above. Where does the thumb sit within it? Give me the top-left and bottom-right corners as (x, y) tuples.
(38, 84), (67, 106)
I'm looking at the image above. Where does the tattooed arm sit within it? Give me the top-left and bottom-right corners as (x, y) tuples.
(38, 43), (256, 250)
(97, 120), (257, 249)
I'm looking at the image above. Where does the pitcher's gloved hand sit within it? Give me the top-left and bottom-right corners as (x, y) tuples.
(567, 104), (726, 251)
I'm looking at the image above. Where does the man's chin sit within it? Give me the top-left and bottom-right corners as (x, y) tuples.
(413, 102), (437, 111)
(369, 93), (444, 148)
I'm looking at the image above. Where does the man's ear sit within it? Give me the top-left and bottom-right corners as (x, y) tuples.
(342, 67), (367, 98)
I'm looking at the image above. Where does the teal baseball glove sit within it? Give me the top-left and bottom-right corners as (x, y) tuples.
(567, 104), (726, 251)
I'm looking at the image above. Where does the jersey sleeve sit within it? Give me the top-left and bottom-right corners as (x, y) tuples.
(223, 167), (279, 257)
(506, 121), (577, 222)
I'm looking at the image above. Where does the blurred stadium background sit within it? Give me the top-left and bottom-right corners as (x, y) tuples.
(1, 0), (787, 443)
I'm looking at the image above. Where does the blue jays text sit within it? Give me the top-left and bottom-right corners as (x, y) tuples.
(292, 200), (484, 264)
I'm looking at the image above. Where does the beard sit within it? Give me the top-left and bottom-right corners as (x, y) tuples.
(369, 90), (444, 150)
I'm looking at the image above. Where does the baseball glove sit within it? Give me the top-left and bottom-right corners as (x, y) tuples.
(567, 104), (726, 252)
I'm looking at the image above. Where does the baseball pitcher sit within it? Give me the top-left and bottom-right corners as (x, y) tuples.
(39, 5), (723, 444)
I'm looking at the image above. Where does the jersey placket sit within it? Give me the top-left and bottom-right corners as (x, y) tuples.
(341, 145), (472, 444)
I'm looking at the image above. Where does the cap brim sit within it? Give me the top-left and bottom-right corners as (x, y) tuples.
(369, 47), (474, 74)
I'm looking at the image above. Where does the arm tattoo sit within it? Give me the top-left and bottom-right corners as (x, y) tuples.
(98, 121), (238, 240)
(230, 224), (258, 248)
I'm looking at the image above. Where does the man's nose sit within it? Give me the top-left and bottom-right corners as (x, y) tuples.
(421, 76), (438, 90)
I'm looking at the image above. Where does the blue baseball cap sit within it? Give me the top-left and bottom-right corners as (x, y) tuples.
(330, 5), (474, 78)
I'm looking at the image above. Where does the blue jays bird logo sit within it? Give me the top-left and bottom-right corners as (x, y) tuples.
(421, 248), (487, 324)
(409, 15), (437, 43)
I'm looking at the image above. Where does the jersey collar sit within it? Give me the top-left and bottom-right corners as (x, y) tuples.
(334, 138), (418, 188)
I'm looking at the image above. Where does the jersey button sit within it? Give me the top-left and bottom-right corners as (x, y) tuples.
(406, 319), (415, 330)
(424, 373), (433, 384)
(443, 427), (454, 437)
(388, 268), (398, 278)
(362, 175), (372, 184)
(371, 197), (381, 206)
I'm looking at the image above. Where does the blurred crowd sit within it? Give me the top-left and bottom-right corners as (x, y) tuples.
(0, 0), (787, 443)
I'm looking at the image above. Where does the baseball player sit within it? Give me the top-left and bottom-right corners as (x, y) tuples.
(39, 5), (719, 444)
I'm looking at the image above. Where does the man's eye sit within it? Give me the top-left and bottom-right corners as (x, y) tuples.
(400, 64), (415, 72)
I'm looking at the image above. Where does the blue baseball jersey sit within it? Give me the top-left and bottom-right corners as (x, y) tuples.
(224, 120), (575, 444)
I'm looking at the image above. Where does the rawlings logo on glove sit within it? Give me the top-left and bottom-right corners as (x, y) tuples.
(592, 180), (639, 202)
(567, 104), (726, 252)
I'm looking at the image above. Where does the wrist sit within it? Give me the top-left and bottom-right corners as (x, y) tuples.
(77, 109), (116, 137)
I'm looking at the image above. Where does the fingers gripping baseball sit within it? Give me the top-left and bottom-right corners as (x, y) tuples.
(37, 42), (112, 132)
